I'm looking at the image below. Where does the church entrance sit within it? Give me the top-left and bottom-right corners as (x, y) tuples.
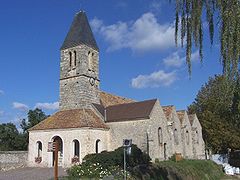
(52, 136), (63, 167)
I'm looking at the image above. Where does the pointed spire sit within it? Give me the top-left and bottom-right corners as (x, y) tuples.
(61, 11), (99, 51)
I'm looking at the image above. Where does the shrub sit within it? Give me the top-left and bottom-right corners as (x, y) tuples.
(67, 144), (150, 178)
(83, 144), (150, 169)
(67, 163), (112, 179)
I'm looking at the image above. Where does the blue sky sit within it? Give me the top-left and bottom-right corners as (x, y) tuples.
(0, 0), (222, 126)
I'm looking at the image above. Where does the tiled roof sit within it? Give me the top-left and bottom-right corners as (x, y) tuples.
(100, 91), (135, 107)
(162, 105), (174, 119)
(177, 110), (186, 124)
(105, 99), (157, 122)
(29, 109), (108, 131)
(61, 11), (99, 51)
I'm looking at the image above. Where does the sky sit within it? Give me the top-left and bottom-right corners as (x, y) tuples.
(0, 0), (223, 126)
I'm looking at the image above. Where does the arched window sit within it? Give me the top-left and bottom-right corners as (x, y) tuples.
(74, 51), (77, 66)
(73, 139), (80, 157)
(186, 130), (190, 145)
(158, 127), (163, 145)
(36, 141), (42, 157)
(174, 129), (179, 145)
(88, 51), (91, 69)
(69, 52), (72, 67)
(88, 51), (94, 70)
(95, 139), (100, 154)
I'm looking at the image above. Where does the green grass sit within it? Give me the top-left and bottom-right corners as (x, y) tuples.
(53, 160), (226, 180)
(154, 160), (224, 180)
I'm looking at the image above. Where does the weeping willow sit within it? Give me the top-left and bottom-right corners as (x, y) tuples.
(174, 0), (240, 77)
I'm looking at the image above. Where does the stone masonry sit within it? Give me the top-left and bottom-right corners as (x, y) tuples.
(59, 45), (100, 110)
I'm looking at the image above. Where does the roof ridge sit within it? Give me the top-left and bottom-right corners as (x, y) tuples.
(106, 99), (157, 108)
(100, 91), (135, 101)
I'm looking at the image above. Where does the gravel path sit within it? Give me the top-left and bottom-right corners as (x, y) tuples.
(0, 167), (67, 180)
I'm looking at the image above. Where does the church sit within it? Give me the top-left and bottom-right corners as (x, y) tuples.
(27, 11), (205, 167)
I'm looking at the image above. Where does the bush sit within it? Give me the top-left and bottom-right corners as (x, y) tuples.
(67, 163), (112, 179)
(83, 144), (150, 169)
(67, 144), (150, 179)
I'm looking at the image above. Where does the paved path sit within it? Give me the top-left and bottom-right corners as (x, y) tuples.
(0, 167), (67, 180)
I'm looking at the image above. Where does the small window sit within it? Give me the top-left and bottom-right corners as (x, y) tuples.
(96, 139), (101, 153)
(88, 51), (94, 70)
(174, 129), (179, 145)
(74, 51), (77, 66)
(186, 130), (190, 145)
(36, 141), (42, 158)
(73, 139), (80, 157)
(69, 52), (72, 67)
(158, 127), (163, 145)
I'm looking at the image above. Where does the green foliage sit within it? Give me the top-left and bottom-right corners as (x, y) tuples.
(174, 0), (240, 77)
(131, 160), (224, 180)
(83, 144), (150, 169)
(67, 163), (110, 178)
(153, 160), (224, 180)
(0, 123), (26, 151)
(20, 108), (48, 133)
(188, 75), (240, 152)
(0, 108), (47, 151)
(67, 145), (150, 179)
(19, 108), (48, 150)
(168, 154), (176, 162)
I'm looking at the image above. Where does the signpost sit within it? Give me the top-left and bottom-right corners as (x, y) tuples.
(123, 139), (132, 180)
(48, 142), (58, 180)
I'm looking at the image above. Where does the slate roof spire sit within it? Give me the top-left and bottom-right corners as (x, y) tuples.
(61, 11), (99, 51)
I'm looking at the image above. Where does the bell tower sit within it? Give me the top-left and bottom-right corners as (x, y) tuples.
(59, 11), (100, 110)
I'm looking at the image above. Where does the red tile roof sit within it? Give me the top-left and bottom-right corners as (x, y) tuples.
(177, 110), (186, 124)
(100, 91), (135, 107)
(162, 105), (174, 119)
(29, 109), (109, 131)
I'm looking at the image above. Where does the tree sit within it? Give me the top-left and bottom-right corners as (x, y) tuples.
(0, 123), (26, 151)
(19, 108), (48, 150)
(0, 108), (47, 151)
(188, 75), (240, 153)
(231, 78), (240, 128)
(174, 0), (240, 77)
(20, 108), (48, 133)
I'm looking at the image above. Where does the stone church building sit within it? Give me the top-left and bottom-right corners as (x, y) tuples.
(28, 11), (205, 167)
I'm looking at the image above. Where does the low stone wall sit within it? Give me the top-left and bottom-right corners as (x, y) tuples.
(0, 151), (28, 171)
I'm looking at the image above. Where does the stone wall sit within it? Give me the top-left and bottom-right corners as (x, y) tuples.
(59, 44), (100, 110)
(0, 151), (28, 171)
(107, 100), (172, 161)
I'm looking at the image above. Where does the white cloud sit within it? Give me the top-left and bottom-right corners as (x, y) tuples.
(131, 70), (177, 88)
(0, 90), (4, 95)
(12, 102), (29, 111)
(163, 50), (200, 68)
(191, 50), (200, 62)
(35, 102), (59, 111)
(91, 12), (178, 52)
(0, 110), (4, 116)
(163, 51), (184, 68)
(149, 1), (161, 12)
